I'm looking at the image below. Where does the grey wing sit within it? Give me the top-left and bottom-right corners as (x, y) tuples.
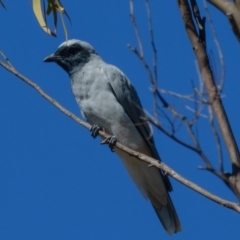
(105, 65), (172, 192)
(103, 64), (181, 234)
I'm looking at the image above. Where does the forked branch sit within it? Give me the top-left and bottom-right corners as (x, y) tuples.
(178, 0), (240, 198)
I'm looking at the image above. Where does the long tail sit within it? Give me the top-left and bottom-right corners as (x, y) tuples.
(115, 148), (181, 234)
(152, 194), (181, 235)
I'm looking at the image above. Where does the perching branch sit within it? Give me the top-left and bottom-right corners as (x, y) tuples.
(0, 51), (240, 213)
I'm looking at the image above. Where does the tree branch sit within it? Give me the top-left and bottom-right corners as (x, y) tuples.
(208, 0), (240, 41)
(204, 0), (225, 91)
(128, 0), (159, 122)
(177, 0), (240, 199)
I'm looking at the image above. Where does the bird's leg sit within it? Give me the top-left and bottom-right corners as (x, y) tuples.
(90, 125), (102, 138)
(101, 136), (117, 152)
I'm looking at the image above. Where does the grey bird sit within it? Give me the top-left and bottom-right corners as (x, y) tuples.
(44, 39), (181, 234)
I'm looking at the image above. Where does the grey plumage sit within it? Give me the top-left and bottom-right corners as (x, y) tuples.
(44, 39), (181, 234)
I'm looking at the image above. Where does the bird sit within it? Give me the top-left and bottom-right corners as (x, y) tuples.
(44, 39), (181, 234)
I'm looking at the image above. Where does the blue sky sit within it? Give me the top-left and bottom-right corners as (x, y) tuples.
(1, 1), (240, 239)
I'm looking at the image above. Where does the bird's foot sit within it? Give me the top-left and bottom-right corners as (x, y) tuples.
(90, 125), (102, 138)
(101, 136), (117, 152)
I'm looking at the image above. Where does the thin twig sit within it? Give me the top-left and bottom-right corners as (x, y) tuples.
(190, 0), (206, 46)
(128, 0), (159, 122)
(147, 115), (197, 152)
(157, 107), (176, 134)
(129, 0), (143, 57)
(186, 105), (207, 120)
(198, 165), (229, 183)
(145, 0), (159, 121)
(159, 89), (196, 101)
(208, 105), (224, 172)
(0, 49), (14, 68)
(203, 0), (225, 91)
(156, 89), (215, 169)
(145, 0), (157, 83)
(127, 46), (155, 90)
(190, 80), (200, 126)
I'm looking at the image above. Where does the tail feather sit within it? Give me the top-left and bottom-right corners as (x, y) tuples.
(115, 149), (181, 234)
(152, 194), (181, 235)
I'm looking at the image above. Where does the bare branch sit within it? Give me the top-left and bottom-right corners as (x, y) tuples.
(128, 0), (160, 121)
(128, 0), (144, 57)
(127, 45), (155, 87)
(145, 0), (159, 120)
(127, 43), (160, 123)
(185, 106), (207, 119)
(190, 0), (206, 46)
(159, 89), (195, 101)
(204, 0), (225, 91)
(208, 105), (224, 172)
(155, 87), (236, 190)
(145, 0), (157, 84)
(0, 49), (14, 68)
(178, 0), (240, 199)
(146, 114), (199, 152)
(208, 0), (240, 41)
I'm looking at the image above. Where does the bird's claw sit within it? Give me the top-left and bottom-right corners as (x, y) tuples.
(90, 125), (102, 138)
(101, 136), (117, 152)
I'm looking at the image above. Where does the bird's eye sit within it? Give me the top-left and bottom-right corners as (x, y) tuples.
(68, 47), (80, 56)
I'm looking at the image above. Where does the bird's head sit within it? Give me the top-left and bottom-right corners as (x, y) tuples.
(44, 39), (97, 73)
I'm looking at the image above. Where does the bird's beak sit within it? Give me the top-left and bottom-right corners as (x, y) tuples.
(44, 54), (61, 62)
